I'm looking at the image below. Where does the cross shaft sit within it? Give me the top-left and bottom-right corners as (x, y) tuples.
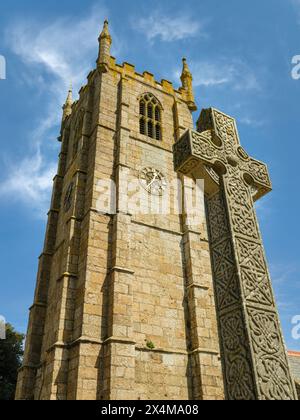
(174, 108), (297, 400)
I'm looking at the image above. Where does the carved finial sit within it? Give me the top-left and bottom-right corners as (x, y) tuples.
(97, 19), (112, 69)
(99, 19), (111, 40)
(180, 58), (197, 112)
(62, 85), (73, 120)
(181, 58), (191, 85)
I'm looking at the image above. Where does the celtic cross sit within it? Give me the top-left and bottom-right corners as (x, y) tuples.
(174, 108), (297, 400)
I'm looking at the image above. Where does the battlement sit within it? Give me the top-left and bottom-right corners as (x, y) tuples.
(109, 56), (187, 99)
(67, 55), (194, 123)
(66, 18), (197, 116)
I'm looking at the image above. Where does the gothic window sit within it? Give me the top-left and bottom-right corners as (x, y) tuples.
(139, 93), (162, 140)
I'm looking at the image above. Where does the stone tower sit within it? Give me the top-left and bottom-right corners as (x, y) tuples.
(16, 21), (297, 401)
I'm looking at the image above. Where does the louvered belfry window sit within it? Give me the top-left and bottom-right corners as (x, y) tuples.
(139, 93), (162, 140)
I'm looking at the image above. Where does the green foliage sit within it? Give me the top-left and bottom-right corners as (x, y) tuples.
(145, 340), (155, 350)
(0, 324), (24, 400)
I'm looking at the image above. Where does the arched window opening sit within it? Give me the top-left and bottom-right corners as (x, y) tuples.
(147, 104), (153, 119)
(155, 124), (161, 141)
(155, 106), (160, 122)
(140, 117), (146, 135)
(148, 121), (153, 138)
(140, 100), (145, 116)
(139, 93), (162, 141)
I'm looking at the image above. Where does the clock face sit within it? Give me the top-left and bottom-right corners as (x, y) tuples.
(139, 168), (167, 196)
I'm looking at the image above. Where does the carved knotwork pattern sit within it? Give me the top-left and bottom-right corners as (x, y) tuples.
(206, 191), (229, 243)
(223, 165), (274, 308)
(207, 183), (295, 399)
(247, 308), (295, 400)
(219, 309), (256, 400)
(213, 110), (238, 156)
(207, 192), (240, 311)
(228, 185), (294, 397)
(247, 160), (271, 187)
(191, 131), (225, 164)
(211, 239), (240, 310)
(207, 191), (255, 400)
(224, 167), (259, 239)
(175, 113), (272, 194)
(236, 237), (274, 306)
(173, 130), (191, 170)
(221, 168), (295, 398)
(175, 107), (296, 399)
(213, 110), (271, 189)
(195, 108), (272, 191)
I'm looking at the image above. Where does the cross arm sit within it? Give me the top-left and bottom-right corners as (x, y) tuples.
(173, 108), (272, 201)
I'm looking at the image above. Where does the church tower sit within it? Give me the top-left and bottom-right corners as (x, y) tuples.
(16, 20), (224, 400)
(16, 20), (297, 401)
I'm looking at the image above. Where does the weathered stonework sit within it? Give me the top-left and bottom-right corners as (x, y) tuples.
(174, 108), (297, 400)
(16, 21), (295, 401)
(16, 21), (223, 400)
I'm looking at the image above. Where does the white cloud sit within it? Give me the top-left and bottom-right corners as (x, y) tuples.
(291, 0), (300, 12)
(290, 0), (300, 25)
(190, 62), (232, 87)
(255, 195), (273, 224)
(1, 2), (113, 218)
(11, 12), (103, 82)
(179, 58), (261, 90)
(0, 146), (57, 218)
(135, 13), (203, 42)
(6, 1), (111, 102)
(270, 262), (299, 287)
(239, 116), (266, 127)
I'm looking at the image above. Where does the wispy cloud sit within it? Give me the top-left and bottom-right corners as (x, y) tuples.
(6, 2), (111, 91)
(238, 116), (266, 127)
(290, 0), (300, 27)
(270, 262), (299, 287)
(134, 12), (204, 42)
(0, 145), (57, 218)
(291, 0), (300, 13)
(1, 2), (111, 218)
(270, 260), (300, 343)
(176, 58), (261, 91)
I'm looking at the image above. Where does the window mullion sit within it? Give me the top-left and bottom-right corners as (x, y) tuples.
(139, 95), (162, 140)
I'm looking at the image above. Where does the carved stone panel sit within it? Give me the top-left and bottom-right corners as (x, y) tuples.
(174, 107), (297, 400)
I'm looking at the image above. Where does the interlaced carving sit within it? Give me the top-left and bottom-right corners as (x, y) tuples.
(173, 130), (192, 171)
(219, 308), (256, 400)
(247, 308), (295, 400)
(206, 191), (229, 243)
(192, 131), (226, 163)
(236, 237), (274, 306)
(174, 108), (297, 400)
(224, 168), (259, 239)
(213, 110), (238, 156)
(176, 108), (272, 200)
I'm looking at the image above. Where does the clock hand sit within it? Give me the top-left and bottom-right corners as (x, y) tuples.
(147, 173), (158, 188)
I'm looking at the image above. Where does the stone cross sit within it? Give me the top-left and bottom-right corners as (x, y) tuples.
(174, 108), (297, 400)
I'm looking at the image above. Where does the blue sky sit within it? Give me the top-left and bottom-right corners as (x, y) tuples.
(0, 0), (299, 350)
